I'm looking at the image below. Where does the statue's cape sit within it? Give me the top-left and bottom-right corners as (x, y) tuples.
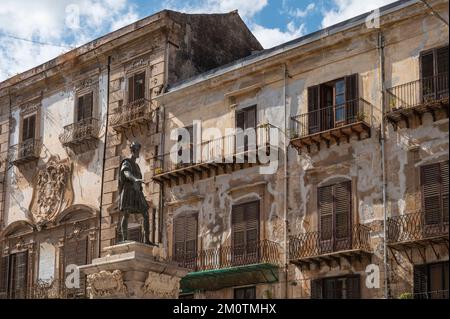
(118, 158), (132, 194)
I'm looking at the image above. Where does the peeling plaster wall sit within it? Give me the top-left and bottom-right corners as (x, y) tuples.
(5, 70), (108, 226)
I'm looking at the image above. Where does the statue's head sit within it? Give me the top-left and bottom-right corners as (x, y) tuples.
(130, 141), (141, 158)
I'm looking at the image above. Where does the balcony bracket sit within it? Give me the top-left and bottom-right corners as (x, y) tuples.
(430, 242), (440, 260)
(389, 247), (401, 266)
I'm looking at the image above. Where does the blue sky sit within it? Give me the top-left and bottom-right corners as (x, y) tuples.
(0, 0), (398, 81)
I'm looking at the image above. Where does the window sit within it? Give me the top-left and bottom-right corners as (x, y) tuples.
(128, 72), (146, 103)
(21, 114), (36, 142)
(76, 92), (93, 122)
(421, 161), (449, 232)
(236, 105), (256, 154)
(311, 275), (360, 299)
(414, 262), (449, 299)
(234, 286), (256, 299)
(307, 74), (359, 134)
(173, 213), (198, 269)
(318, 181), (352, 253)
(232, 201), (259, 265)
(420, 46), (449, 102)
(62, 237), (88, 298)
(177, 126), (194, 166)
(0, 251), (28, 299)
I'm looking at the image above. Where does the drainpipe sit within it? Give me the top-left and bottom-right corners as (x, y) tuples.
(98, 55), (112, 257)
(377, 31), (389, 299)
(283, 63), (289, 299)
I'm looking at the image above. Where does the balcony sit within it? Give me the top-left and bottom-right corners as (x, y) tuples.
(153, 124), (278, 185)
(387, 211), (448, 263)
(172, 240), (281, 292)
(110, 98), (158, 135)
(59, 118), (100, 149)
(9, 138), (42, 166)
(290, 98), (373, 152)
(289, 224), (372, 269)
(386, 73), (449, 129)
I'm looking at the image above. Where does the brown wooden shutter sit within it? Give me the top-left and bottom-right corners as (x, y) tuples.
(421, 52), (435, 79)
(0, 256), (9, 298)
(437, 46), (449, 75)
(345, 74), (359, 122)
(232, 204), (246, 248)
(77, 95), (85, 122)
(311, 279), (323, 299)
(346, 276), (360, 299)
(308, 86), (320, 134)
(128, 76), (135, 103)
(173, 213), (198, 266)
(414, 264), (428, 299)
(84, 92), (93, 119)
(134, 72), (145, 101)
(441, 161), (449, 223)
(12, 251), (28, 299)
(319, 185), (333, 241)
(334, 181), (351, 240)
(421, 163), (442, 225)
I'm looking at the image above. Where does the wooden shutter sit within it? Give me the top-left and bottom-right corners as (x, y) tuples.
(421, 163), (442, 225)
(134, 72), (145, 101)
(318, 185), (333, 242)
(345, 74), (359, 122)
(11, 251), (28, 299)
(346, 276), (361, 299)
(311, 279), (323, 299)
(442, 162), (449, 223)
(421, 52), (435, 79)
(77, 95), (85, 122)
(232, 204), (246, 248)
(173, 213), (198, 265)
(232, 201), (260, 264)
(0, 256), (9, 298)
(22, 115), (36, 141)
(308, 86), (320, 134)
(234, 287), (256, 299)
(334, 182), (351, 240)
(414, 264), (428, 299)
(436, 46), (449, 75)
(128, 76), (135, 103)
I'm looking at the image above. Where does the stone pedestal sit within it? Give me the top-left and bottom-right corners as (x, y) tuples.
(79, 242), (188, 299)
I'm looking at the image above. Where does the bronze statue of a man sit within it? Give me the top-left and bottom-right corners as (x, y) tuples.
(118, 141), (152, 245)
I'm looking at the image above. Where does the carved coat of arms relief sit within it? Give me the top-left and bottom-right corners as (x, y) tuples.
(29, 159), (74, 226)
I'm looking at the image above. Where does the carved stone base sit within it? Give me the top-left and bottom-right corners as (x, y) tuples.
(79, 242), (189, 299)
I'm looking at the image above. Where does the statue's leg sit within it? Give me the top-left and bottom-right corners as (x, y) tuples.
(142, 210), (151, 245)
(120, 212), (129, 242)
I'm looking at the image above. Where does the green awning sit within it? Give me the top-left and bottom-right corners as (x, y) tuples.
(180, 263), (280, 293)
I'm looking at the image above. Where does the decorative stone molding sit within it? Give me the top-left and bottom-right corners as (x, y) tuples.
(29, 160), (74, 226)
(86, 270), (128, 298)
(143, 272), (181, 299)
(20, 101), (41, 116)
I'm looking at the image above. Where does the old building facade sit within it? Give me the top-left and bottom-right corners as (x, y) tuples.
(0, 0), (448, 299)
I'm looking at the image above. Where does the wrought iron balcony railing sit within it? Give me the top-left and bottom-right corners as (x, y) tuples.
(110, 98), (157, 132)
(153, 124), (278, 177)
(59, 118), (100, 146)
(8, 138), (42, 166)
(386, 73), (449, 113)
(289, 224), (371, 261)
(387, 211), (449, 244)
(290, 98), (373, 139)
(171, 240), (281, 272)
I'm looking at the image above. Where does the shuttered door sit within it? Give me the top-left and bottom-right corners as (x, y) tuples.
(311, 279), (323, 299)
(0, 256), (9, 299)
(319, 185), (333, 253)
(134, 72), (145, 101)
(64, 238), (88, 298)
(414, 264), (428, 299)
(77, 92), (93, 122)
(345, 74), (359, 123)
(436, 47), (449, 99)
(421, 51), (435, 102)
(334, 182), (352, 250)
(236, 106), (257, 154)
(421, 161), (448, 237)
(319, 181), (352, 253)
(11, 251), (28, 299)
(173, 213), (198, 269)
(308, 86), (320, 134)
(128, 76), (135, 103)
(232, 201), (260, 265)
(346, 276), (361, 299)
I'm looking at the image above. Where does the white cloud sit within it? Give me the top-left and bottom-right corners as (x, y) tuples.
(251, 22), (306, 49)
(290, 3), (315, 18)
(162, 0), (268, 20)
(321, 0), (398, 28)
(0, 0), (138, 81)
